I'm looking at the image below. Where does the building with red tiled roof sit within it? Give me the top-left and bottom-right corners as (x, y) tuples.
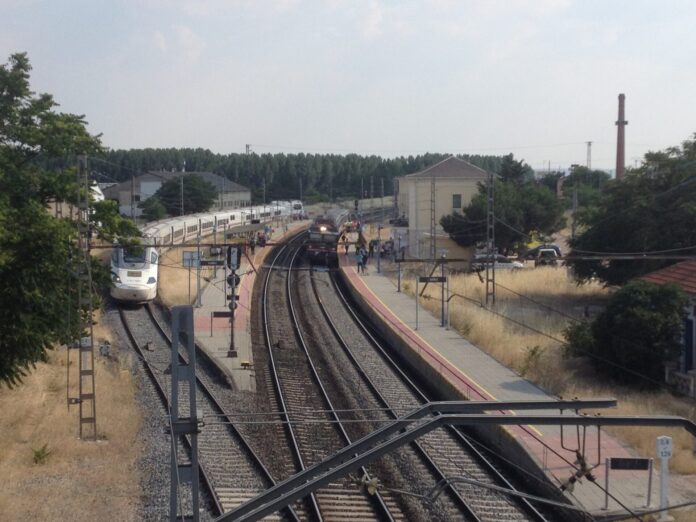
(640, 260), (696, 396)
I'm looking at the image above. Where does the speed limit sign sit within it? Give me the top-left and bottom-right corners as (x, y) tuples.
(656, 436), (673, 459)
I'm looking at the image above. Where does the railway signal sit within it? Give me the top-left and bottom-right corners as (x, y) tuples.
(227, 246), (240, 270)
(226, 249), (239, 358)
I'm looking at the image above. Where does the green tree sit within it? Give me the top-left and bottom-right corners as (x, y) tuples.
(564, 281), (687, 387)
(441, 180), (565, 253)
(138, 196), (167, 221)
(153, 174), (217, 215)
(0, 53), (132, 386)
(568, 135), (696, 285)
(499, 154), (534, 185)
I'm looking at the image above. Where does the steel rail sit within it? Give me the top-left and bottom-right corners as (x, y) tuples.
(329, 274), (550, 521)
(120, 304), (300, 521)
(310, 274), (485, 521)
(287, 247), (397, 521)
(118, 305), (224, 518)
(143, 304), (301, 522)
(261, 231), (324, 521)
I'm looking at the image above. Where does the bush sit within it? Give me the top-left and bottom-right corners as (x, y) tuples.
(32, 443), (51, 465)
(564, 281), (687, 387)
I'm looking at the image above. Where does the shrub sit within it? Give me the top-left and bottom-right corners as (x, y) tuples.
(32, 443), (51, 465)
(564, 281), (687, 387)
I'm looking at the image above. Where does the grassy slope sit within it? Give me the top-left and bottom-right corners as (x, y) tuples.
(0, 311), (141, 521)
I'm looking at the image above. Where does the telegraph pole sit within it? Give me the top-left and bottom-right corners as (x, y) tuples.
(130, 175), (135, 220)
(180, 176), (184, 216)
(485, 169), (496, 305)
(68, 154), (97, 440)
(430, 167), (436, 260)
(586, 141), (592, 170)
(380, 178), (384, 224)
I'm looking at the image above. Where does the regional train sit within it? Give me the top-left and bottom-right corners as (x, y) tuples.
(305, 208), (350, 266)
(110, 200), (304, 303)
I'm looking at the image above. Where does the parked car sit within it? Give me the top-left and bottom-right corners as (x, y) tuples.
(534, 248), (560, 267)
(523, 244), (562, 260)
(471, 254), (524, 272)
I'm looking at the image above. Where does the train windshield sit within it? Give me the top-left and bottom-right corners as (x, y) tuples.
(123, 247), (147, 264)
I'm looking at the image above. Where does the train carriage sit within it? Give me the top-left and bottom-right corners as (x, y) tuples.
(110, 200), (300, 302)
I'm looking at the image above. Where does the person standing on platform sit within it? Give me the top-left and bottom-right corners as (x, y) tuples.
(356, 251), (364, 274)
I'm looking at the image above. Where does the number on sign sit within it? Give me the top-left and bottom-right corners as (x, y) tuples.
(656, 436), (673, 459)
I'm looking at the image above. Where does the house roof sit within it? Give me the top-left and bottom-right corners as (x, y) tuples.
(102, 171), (249, 196)
(403, 156), (489, 180)
(145, 171), (249, 193)
(640, 260), (696, 295)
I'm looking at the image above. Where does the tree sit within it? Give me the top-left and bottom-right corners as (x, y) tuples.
(568, 134), (696, 285)
(153, 174), (217, 215)
(441, 179), (565, 253)
(499, 154), (534, 185)
(139, 196), (167, 221)
(564, 281), (687, 387)
(0, 53), (132, 386)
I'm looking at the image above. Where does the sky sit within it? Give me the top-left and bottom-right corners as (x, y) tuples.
(2, 0), (696, 172)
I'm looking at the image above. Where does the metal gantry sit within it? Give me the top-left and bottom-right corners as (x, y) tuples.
(211, 398), (696, 522)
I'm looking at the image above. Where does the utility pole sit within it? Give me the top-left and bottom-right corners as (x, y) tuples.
(485, 169), (495, 306)
(245, 144), (252, 155)
(68, 154), (97, 440)
(262, 177), (266, 205)
(360, 177), (364, 216)
(380, 178), (384, 225)
(572, 184), (578, 239)
(586, 141), (592, 170)
(169, 306), (200, 522)
(130, 175), (135, 221)
(299, 177), (303, 203)
(430, 167), (436, 260)
(180, 176), (184, 216)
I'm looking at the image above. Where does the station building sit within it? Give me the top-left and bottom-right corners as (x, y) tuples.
(102, 171), (251, 217)
(394, 156), (488, 260)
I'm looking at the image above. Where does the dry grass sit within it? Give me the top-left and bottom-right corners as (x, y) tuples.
(0, 325), (141, 521)
(158, 242), (218, 308)
(405, 265), (696, 473)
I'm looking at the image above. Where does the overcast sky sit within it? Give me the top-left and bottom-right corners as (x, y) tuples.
(2, 0), (695, 172)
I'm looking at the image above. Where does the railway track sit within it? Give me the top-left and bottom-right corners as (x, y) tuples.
(262, 233), (404, 521)
(300, 267), (552, 522)
(119, 303), (299, 521)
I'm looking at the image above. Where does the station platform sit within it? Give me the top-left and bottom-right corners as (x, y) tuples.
(336, 249), (696, 519)
(193, 221), (308, 391)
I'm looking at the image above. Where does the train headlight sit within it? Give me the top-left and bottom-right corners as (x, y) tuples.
(320, 226), (327, 232)
(111, 272), (121, 283)
(147, 277), (157, 284)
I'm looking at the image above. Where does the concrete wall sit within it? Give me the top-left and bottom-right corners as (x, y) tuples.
(398, 177), (482, 233)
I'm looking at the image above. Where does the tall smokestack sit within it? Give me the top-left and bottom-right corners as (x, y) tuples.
(615, 93), (627, 179)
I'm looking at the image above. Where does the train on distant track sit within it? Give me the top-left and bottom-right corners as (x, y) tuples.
(110, 200), (304, 303)
(305, 208), (350, 266)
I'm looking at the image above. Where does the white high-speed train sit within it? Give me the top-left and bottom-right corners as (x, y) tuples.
(110, 200), (304, 303)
